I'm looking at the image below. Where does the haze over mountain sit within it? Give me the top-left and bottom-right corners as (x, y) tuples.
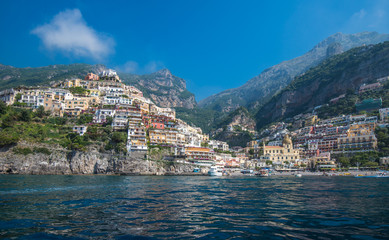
(198, 32), (389, 113)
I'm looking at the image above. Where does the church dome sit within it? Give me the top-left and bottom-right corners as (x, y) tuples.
(282, 135), (292, 145)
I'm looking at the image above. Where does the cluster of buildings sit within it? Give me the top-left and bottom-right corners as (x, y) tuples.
(1, 70), (256, 168)
(250, 110), (389, 170)
(2, 72), (389, 170)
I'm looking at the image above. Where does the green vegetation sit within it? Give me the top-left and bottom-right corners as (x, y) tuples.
(0, 63), (102, 91)
(0, 131), (19, 147)
(175, 107), (223, 133)
(317, 82), (389, 119)
(77, 114), (94, 125)
(0, 104), (127, 153)
(213, 131), (253, 148)
(69, 87), (89, 96)
(336, 152), (380, 168)
(13, 147), (33, 155)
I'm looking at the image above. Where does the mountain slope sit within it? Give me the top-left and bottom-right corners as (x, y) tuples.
(120, 69), (196, 108)
(0, 64), (196, 109)
(0, 63), (105, 90)
(255, 41), (389, 129)
(199, 32), (389, 112)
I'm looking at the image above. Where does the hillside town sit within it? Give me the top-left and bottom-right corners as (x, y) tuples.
(0, 71), (389, 172)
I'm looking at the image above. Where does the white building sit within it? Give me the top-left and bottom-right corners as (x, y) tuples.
(94, 109), (116, 123)
(73, 125), (88, 135)
(208, 140), (229, 151)
(379, 108), (389, 122)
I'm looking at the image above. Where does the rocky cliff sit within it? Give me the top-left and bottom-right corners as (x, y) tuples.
(0, 143), (201, 175)
(255, 41), (389, 129)
(120, 69), (197, 109)
(199, 32), (389, 112)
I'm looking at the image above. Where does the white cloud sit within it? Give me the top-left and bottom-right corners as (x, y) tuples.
(342, 1), (389, 33)
(118, 60), (164, 74)
(353, 9), (367, 19)
(31, 9), (114, 60)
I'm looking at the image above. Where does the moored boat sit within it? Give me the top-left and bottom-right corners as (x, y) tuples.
(208, 166), (223, 176)
(257, 169), (269, 177)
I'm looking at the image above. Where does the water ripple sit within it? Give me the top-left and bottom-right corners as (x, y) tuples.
(0, 175), (389, 239)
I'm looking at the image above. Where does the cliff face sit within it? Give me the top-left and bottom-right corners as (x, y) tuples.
(0, 144), (199, 175)
(211, 107), (255, 147)
(228, 109), (256, 132)
(255, 41), (389, 128)
(120, 69), (197, 109)
(199, 32), (389, 112)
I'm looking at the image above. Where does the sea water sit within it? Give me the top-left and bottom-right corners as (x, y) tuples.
(0, 175), (388, 239)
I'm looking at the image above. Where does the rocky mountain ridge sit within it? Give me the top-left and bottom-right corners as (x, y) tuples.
(120, 69), (196, 109)
(255, 41), (389, 129)
(198, 32), (389, 113)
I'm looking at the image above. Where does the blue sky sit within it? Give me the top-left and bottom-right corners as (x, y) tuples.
(1, 0), (389, 100)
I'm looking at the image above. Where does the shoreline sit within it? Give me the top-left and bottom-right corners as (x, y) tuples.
(1, 170), (386, 177)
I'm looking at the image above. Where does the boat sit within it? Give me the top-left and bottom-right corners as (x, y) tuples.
(241, 169), (254, 175)
(355, 172), (389, 178)
(257, 169), (269, 177)
(295, 173), (302, 177)
(208, 166), (223, 176)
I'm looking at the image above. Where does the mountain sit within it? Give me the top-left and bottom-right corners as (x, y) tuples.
(0, 63), (196, 109)
(198, 32), (389, 112)
(211, 107), (256, 147)
(0, 63), (106, 90)
(119, 69), (196, 109)
(255, 41), (389, 129)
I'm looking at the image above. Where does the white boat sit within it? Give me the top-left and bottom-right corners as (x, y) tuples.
(208, 166), (223, 176)
(295, 173), (302, 177)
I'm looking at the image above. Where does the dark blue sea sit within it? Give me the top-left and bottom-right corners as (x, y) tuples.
(0, 175), (388, 239)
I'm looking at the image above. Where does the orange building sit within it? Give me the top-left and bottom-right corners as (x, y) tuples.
(85, 73), (99, 81)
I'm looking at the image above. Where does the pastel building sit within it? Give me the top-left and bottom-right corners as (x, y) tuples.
(260, 135), (300, 167)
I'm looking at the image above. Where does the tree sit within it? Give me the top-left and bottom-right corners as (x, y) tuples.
(77, 114), (93, 125)
(0, 131), (19, 146)
(338, 156), (351, 167)
(0, 101), (7, 115)
(19, 109), (32, 122)
(112, 132), (127, 143)
(104, 116), (113, 126)
(14, 93), (22, 102)
(35, 106), (46, 118)
(249, 149), (255, 155)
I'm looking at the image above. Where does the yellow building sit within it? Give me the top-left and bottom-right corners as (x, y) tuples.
(261, 135), (300, 166)
(185, 147), (214, 160)
(63, 79), (81, 88)
(337, 123), (377, 151)
(149, 129), (178, 145)
(43, 92), (64, 116)
(64, 97), (89, 117)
